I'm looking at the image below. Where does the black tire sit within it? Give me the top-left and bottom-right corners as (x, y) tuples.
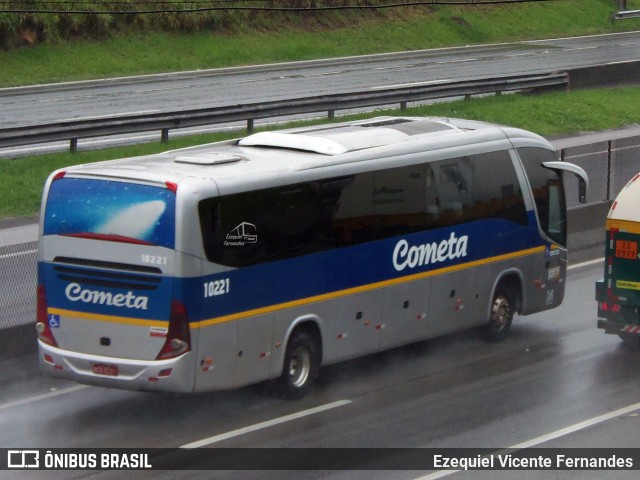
(278, 331), (320, 400)
(479, 285), (515, 342)
(618, 332), (640, 348)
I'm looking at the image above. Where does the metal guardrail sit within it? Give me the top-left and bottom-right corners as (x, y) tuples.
(613, 10), (640, 20)
(0, 72), (568, 152)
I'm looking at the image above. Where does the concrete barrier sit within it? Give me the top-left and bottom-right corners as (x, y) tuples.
(0, 323), (36, 359)
(567, 200), (610, 264)
(566, 60), (640, 89)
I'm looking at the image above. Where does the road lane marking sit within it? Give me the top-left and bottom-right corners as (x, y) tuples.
(436, 59), (477, 65)
(56, 110), (160, 122)
(568, 257), (604, 270)
(0, 385), (89, 412)
(415, 400), (640, 479)
(564, 46), (598, 51)
(369, 79), (452, 90)
(181, 399), (352, 449)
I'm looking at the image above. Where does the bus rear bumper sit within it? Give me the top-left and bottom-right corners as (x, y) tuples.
(38, 340), (196, 392)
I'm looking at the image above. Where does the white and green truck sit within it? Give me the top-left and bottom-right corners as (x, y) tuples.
(596, 172), (640, 345)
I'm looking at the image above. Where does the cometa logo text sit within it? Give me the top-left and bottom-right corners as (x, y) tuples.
(393, 232), (469, 272)
(65, 283), (149, 310)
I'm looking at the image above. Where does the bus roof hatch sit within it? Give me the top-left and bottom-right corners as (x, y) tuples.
(238, 128), (410, 155)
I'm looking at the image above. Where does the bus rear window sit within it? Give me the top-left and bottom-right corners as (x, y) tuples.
(44, 177), (176, 249)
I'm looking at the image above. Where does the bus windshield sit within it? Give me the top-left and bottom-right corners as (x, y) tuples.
(44, 177), (176, 249)
(517, 147), (567, 247)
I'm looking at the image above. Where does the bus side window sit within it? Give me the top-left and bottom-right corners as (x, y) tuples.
(372, 164), (428, 238)
(469, 150), (527, 226)
(425, 165), (439, 223)
(433, 157), (473, 226)
(331, 172), (376, 245)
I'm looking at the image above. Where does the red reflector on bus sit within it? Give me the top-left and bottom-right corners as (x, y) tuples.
(165, 181), (178, 193)
(52, 171), (66, 181)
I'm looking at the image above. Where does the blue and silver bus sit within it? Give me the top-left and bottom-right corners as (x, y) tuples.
(36, 116), (587, 398)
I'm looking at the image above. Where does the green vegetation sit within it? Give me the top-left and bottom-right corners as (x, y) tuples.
(1, 0), (640, 220)
(2, 85), (640, 220)
(1, 0), (639, 86)
(410, 86), (640, 135)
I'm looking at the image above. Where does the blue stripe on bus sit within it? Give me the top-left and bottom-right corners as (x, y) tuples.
(193, 216), (543, 323)
(40, 215), (547, 326)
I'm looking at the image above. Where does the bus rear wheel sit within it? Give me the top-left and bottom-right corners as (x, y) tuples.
(479, 285), (515, 342)
(278, 331), (319, 400)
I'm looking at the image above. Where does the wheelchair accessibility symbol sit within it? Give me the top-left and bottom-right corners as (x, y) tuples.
(48, 314), (60, 328)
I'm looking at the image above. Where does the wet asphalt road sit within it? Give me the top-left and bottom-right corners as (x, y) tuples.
(1, 260), (639, 479)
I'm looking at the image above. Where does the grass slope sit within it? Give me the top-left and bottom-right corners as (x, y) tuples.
(2, 85), (640, 219)
(1, 0), (639, 87)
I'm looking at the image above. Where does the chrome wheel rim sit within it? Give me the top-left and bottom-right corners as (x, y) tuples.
(288, 345), (311, 388)
(491, 295), (511, 330)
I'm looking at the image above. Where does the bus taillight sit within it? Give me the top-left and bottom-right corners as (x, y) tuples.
(35, 285), (58, 347)
(156, 300), (191, 360)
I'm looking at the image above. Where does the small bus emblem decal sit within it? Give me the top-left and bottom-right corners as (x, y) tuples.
(225, 222), (258, 246)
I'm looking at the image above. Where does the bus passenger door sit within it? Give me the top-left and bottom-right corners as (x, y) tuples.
(517, 149), (588, 314)
(528, 179), (568, 313)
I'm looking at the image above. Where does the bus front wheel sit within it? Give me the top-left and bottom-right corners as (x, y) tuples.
(278, 331), (320, 400)
(479, 285), (515, 342)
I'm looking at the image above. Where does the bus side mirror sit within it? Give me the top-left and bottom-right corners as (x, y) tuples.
(542, 161), (589, 204)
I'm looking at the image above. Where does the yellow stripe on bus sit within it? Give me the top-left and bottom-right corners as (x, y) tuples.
(47, 307), (167, 328)
(193, 245), (547, 329)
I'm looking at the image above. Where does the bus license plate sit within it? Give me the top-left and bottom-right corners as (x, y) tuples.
(92, 363), (118, 376)
(615, 240), (638, 259)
